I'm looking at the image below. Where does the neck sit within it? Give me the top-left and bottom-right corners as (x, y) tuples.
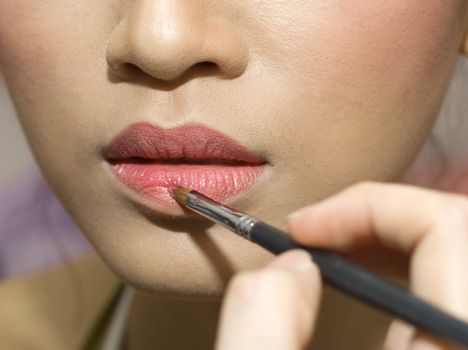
(125, 287), (391, 350)
(127, 290), (221, 349)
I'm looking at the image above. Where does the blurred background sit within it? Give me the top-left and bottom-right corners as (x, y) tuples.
(1, 57), (467, 281)
(0, 73), (34, 187)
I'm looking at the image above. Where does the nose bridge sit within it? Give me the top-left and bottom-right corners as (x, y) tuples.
(107, 0), (248, 82)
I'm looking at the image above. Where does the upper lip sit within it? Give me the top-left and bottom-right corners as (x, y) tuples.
(104, 122), (267, 164)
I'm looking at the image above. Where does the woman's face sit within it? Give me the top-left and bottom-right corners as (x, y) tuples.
(1, 1), (467, 297)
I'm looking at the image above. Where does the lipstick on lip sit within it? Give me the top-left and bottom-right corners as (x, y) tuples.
(105, 122), (268, 212)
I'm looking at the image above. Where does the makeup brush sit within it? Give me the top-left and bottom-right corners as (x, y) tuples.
(170, 186), (468, 348)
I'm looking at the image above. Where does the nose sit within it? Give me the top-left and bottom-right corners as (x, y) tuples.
(106, 1), (249, 82)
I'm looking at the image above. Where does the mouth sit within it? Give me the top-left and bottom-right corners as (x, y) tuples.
(104, 122), (269, 216)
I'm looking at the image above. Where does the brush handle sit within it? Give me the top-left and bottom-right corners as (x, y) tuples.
(250, 221), (468, 348)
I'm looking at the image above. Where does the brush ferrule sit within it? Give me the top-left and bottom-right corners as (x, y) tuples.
(236, 215), (257, 239)
(184, 191), (257, 240)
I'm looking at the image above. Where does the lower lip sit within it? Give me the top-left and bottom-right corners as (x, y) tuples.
(110, 162), (266, 212)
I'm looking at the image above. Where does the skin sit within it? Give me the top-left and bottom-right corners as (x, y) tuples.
(0, 1), (468, 348)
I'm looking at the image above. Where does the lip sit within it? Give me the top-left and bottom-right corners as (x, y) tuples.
(104, 122), (268, 216)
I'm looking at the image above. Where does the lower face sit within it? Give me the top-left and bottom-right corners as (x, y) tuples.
(0, 1), (467, 297)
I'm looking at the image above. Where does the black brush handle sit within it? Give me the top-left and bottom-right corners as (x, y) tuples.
(250, 221), (468, 348)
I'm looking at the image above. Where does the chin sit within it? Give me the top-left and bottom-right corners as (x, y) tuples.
(90, 224), (275, 301)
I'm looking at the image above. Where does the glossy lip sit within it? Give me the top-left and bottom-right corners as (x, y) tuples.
(104, 122), (269, 216)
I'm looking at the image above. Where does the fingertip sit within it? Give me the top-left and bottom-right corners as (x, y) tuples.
(287, 204), (329, 247)
(286, 206), (311, 224)
(286, 196), (368, 252)
(287, 206), (316, 234)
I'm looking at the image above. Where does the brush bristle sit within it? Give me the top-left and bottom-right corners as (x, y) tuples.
(170, 186), (191, 204)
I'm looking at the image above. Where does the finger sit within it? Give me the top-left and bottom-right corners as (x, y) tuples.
(286, 182), (468, 312)
(215, 249), (322, 350)
(287, 181), (468, 348)
(286, 181), (468, 254)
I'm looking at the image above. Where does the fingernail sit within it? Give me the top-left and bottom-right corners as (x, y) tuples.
(287, 203), (323, 224)
(287, 208), (308, 223)
(267, 249), (314, 271)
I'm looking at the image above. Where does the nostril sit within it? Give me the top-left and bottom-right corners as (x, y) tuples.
(198, 61), (216, 67)
(108, 62), (145, 81)
(192, 60), (219, 75)
(197, 61), (218, 70)
(122, 63), (144, 77)
(113, 61), (218, 82)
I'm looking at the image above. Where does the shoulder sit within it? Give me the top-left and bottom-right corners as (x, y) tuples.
(0, 253), (120, 350)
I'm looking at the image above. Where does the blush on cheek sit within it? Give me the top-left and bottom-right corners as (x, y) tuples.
(278, 0), (467, 116)
(0, 1), (110, 80)
(0, 0), (115, 116)
(0, 4), (62, 84)
(327, 0), (464, 78)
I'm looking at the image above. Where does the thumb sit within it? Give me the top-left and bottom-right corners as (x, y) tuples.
(215, 249), (323, 350)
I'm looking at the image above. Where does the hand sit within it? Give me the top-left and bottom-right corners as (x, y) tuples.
(215, 181), (468, 350)
(215, 248), (322, 350)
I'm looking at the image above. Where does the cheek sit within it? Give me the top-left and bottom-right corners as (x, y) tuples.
(275, 0), (466, 96)
(252, 1), (467, 205)
(0, 1), (116, 162)
(0, 2), (69, 80)
(324, 1), (464, 87)
(0, 1), (114, 97)
(252, 2), (465, 61)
